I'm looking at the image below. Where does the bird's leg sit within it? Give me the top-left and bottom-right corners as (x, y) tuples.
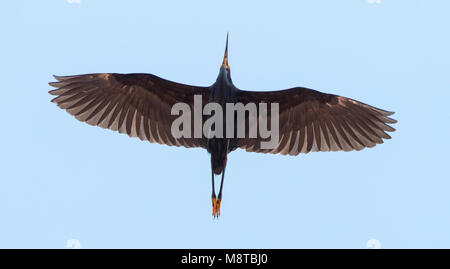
(211, 169), (217, 218)
(214, 166), (226, 218)
(214, 141), (229, 218)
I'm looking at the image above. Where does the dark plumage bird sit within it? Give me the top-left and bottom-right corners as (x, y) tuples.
(49, 35), (396, 218)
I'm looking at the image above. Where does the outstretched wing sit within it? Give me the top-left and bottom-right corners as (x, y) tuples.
(234, 87), (396, 155)
(49, 73), (210, 148)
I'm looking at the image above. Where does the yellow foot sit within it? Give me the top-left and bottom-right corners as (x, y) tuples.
(212, 197), (221, 218)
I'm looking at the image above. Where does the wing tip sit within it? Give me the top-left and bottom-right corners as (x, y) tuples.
(48, 82), (59, 88)
(48, 89), (58, 96)
(388, 116), (398, 124)
(382, 110), (395, 116)
(53, 74), (75, 81)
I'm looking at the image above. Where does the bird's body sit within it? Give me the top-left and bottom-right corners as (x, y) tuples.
(49, 35), (396, 218)
(207, 67), (236, 176)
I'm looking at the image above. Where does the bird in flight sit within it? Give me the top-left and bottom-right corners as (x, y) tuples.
(49, 34), (396, 218)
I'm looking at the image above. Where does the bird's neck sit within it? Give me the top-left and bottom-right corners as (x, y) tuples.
(210, 69), (235, 104)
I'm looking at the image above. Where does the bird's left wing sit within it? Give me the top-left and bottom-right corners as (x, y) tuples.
(49, 73), (210, 148)
(234, 87), (396, 155)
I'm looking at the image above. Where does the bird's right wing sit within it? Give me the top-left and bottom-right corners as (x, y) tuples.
(49, 73), (210, 148)
(234, 87), (396, 155)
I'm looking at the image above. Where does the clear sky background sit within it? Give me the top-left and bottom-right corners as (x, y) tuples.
(1, 0), (449, 249)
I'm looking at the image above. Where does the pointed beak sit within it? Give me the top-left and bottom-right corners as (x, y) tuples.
(221, 33), (229, 69)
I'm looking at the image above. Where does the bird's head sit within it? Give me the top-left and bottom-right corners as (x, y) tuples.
(218, 33), (232, 83)
(221, 33), (230, 70)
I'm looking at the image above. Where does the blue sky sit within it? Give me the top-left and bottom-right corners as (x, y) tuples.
(1, 0), (449, 248)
